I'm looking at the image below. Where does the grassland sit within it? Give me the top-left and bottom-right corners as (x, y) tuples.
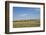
(13, 20), (40, 28)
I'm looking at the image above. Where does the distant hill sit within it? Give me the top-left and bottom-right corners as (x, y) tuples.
(13, 19), (40, 22)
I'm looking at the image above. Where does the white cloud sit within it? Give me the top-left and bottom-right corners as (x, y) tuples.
(19, 14), (27, 17)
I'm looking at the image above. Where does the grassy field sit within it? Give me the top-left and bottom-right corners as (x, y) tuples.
(13, 20), (40, 28)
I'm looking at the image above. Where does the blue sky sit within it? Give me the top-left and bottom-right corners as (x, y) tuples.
(13, 7), (40, 21)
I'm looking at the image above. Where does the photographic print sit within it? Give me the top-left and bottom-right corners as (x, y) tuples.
(5, 1), (45, 34)
(13, 7), (40, 28)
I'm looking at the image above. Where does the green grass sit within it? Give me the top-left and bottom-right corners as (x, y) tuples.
(13, 20), (40, 28)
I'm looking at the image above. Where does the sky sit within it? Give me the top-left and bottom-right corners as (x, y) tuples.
(13, 7), (40, 21)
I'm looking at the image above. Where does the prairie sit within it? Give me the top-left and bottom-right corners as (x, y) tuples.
(13, 20), (40, 28)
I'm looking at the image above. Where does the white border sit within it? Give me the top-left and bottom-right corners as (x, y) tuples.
(9, 3), (43, 32)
